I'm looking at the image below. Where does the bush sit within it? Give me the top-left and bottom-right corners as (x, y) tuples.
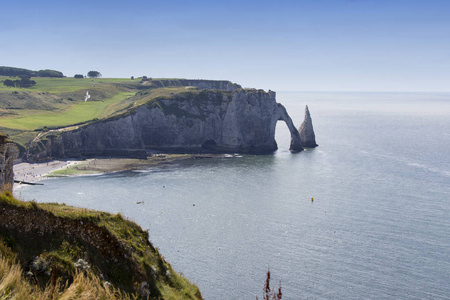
(256, 269), (282, 300)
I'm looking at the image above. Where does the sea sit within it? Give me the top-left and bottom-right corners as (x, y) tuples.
(16, 92), (450, 299)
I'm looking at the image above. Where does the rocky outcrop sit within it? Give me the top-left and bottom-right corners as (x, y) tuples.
(26, 89), (304, 161)
(0, 198), (202, 298)
(0, 133), (18, 192)
(298, 105), (318, 147)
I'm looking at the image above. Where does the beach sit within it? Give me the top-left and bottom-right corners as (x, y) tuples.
(13, 154), (217, 189)
(14, 160), (78, 185)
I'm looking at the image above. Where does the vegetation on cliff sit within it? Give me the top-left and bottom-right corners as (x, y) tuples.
(0, 192), (202, 299)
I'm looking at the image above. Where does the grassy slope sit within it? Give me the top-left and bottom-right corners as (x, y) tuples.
(0, 91), (135, 130)
(0, 76), (133, 93)
(0, 77), (135, 130)
(0, 192), (202, 299)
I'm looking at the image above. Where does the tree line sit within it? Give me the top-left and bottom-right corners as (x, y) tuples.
(3, 76), (36, 88)
(0, 66), (64, 78)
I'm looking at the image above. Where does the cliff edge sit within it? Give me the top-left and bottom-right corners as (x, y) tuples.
(0, 133), (18, 192)
(0, 193), (202, 299)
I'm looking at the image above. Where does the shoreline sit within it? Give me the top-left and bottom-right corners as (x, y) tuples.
(14, 160), (80, 186)
(13, 154), (219, 189)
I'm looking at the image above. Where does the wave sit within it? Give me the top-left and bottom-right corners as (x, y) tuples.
(360, 150), (450, 178)
(406, 162), (450, 178)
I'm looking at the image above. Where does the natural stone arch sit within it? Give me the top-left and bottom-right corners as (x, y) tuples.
(275, 104), (303, 152)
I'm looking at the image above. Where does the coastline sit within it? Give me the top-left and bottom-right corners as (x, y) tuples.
(14, 160), (79, 186)
(13, 154), (218, 189)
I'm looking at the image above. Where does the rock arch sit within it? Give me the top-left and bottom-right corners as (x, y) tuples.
(276, 104), (303, 152)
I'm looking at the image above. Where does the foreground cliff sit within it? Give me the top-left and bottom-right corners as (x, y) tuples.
(0, 193), (202, 299)
(0, 133), (18, 192)
(26, 89), (303, 161)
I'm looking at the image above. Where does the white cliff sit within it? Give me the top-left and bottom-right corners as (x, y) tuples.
(26, 89), (304, 161)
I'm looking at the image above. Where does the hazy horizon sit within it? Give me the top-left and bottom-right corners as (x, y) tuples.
(2, 0), (449, 92)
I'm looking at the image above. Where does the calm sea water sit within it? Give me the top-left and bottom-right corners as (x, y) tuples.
(17, 92), (450, 299)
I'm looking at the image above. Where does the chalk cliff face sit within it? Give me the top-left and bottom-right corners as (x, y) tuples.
(0, 133), (18, 192)
(26, 89), (303, 162)
(147, 79), (242, 91)
(298, 105), (318, 147)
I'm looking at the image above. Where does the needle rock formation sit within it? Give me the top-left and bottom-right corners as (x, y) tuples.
(298, 105), (318, 148)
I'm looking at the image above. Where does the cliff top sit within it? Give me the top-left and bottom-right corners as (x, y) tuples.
(0, 191), (202, 299)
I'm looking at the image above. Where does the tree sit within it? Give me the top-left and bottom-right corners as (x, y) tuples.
(2, 77), (36, 88)
(0, 66), (34, 77)
(19, 77), (36, 88)
(37, 69), (64, 78)
(74, 74), (84, 79)
(0, 66), (64, 77)
(87, 71), (102, 78)
(3, 79), (15, 87)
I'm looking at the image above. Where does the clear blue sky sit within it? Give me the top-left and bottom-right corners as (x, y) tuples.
(1, 0), (449, 91)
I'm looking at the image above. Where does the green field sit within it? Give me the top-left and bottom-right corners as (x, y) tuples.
(0, 77), (139, 129)
(0, 91), (134, 130)
(0, 76), (134, 93)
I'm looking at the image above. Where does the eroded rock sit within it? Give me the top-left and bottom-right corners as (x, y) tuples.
(298, 105), (318, 148)
(0, 133), (18, 192)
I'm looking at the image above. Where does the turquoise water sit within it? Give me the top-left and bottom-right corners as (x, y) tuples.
(18, 92), (450, 299)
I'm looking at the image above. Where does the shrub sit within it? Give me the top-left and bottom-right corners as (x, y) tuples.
(256, 269), (282, 300)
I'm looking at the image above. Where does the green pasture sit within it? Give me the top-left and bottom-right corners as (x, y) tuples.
(0, 91), (134, 130)
(0, 76), (133, 93)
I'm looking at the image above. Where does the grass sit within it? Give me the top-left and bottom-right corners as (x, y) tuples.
(0, 253), (136, 300)
(0, 76), (134, 93)
(0, 91), (135, 130)
(0, 192), (203, 299)
(0, 76), (137, 131)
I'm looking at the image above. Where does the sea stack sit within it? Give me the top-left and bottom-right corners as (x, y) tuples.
(298, 105), (318, 148)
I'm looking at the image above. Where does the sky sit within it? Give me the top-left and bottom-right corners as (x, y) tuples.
(1, 0), (449, 92)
